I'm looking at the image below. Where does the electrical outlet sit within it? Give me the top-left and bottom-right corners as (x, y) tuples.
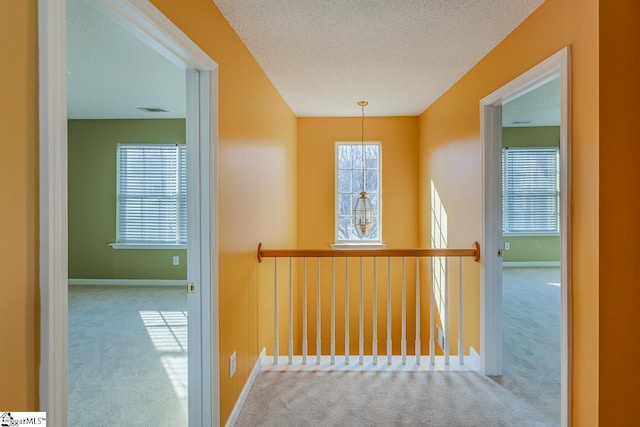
(229, 351), (236, 378)
(504, 242), (510, 250)
(172, 255), (180, 266)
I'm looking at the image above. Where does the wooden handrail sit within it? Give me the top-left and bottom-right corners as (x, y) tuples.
(257, 241), (480, 263)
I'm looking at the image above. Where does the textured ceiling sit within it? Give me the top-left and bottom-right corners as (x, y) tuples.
(67, 0), (185, 119)
(66, 0), (551, 120)
(503, 77), (560, 127)
(213, 0), (545, 116)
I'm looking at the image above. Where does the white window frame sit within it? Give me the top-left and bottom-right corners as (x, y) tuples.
(112, 143), (187, 249)
(332, 141), (384, 248)
(502, 146), (560, 236)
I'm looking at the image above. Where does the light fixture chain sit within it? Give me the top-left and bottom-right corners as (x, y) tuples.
(353, 100), (373, 239)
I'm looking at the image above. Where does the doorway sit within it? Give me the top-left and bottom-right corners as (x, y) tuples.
(67, 1), (189, 422)
(480, 47), (571, 427)
(499, 77), (562, 424)
(38, 0), (220, 425)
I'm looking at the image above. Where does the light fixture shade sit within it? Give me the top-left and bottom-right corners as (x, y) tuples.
(353, 191), (374, 238)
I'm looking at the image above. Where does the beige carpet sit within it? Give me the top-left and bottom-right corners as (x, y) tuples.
(235, 268), (561, 426)
(68, 285), (188, 427)
(235, 370), (550, 426)
(496, 267), (561, 424)
(68, 268), (560, 426)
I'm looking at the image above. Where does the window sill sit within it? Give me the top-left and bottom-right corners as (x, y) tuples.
(503, 232), (560, 237)
(109, 243), (187, 250)
(330, 242), (387, 250)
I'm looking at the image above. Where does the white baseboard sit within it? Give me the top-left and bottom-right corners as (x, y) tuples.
(469, 346), (481, 370)
(260, 353), (480, 372)
(226, 347), (265, 427)
(502, 261), (560, 267)
(68, 278), (187, 286)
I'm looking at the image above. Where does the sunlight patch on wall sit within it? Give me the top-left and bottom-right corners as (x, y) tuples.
(430, 181), (448, 331)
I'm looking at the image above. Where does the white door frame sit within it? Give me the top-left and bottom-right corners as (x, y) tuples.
(480, 46), (571, 426)
(38, 1), (220, 425)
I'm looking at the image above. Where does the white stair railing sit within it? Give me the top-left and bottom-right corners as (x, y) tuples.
(260, 243), (480, 368)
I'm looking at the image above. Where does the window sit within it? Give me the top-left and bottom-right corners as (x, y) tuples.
(115, 143), (187, 247)
(502, 146), (559, 234)
(335, 142), (381, 244)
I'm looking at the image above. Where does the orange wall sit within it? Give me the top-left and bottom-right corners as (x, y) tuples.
(9, 0), (639, 424)
(418, 0), (599, 424)
(599, 1), (640, 425)
(0, 0), (39, 410)
(297, 117), (419, 248)
(295, 117), (421, 355)
(148, 1), (298, 423)
(0, 0), (297, 421)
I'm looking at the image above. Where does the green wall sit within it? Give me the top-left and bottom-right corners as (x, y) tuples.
(503, 235), (561, 262)
(502, 126), (560, 263)
(68, 119), (187, 280)
(503, 125), (560, 147)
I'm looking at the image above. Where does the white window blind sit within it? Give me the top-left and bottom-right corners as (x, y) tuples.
(117, 144), (187, 245)
(335, 143), (381, 242)
(502, 147), (559, 233)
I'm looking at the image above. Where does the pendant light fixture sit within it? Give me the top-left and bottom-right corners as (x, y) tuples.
(353, 100), (374, 238)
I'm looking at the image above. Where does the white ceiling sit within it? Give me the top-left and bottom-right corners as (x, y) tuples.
(66, 0), (554, 120)
(212, 0), (545, 117)
(503, 77), (560, 127)
(67, 0), (185, 119)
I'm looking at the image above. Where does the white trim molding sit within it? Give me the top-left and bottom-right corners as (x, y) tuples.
(480, 100), (503, 377)
(39, 0), (220, 425)
(469, 346), (481, 369)
(225, 348), (266, 427)
(330, 243), (387, 250)
(502, 261), (561, 268)
(333, 141), (383, 245)
(260, 354), (480, 372)
(38, 1), (69, 424)
(69, 279), (188, 286)
(480, 46), (571, 427)
(109, 243), (188, 249)
(503, 232), (560, 237)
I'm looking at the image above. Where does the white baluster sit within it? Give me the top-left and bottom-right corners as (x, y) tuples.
(288, 257), (293, 365)
(401, 257), (406, 365)
(445, 257), (450, 366)
(415, 258), (421, 365)
(359, 257), (364, 365)
(331, 258), (336, 365)
(387, 257), (392, 365)
(429, 258), (435, 366)
(273, 258), (278, 365)
(303, 258), (307, 365)
(317, 257), (321, 365)
(373, 258), (378, 365)
(458, 257), (464, 366)
(345, 257), (350, 365)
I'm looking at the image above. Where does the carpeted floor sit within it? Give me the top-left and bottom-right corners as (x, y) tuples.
(68, 285), (188, 427)
(236, 370), (551, 427)
(235, 267), (561, 426)
(68, 268), (560, 426)
(496, 267), (561, 425)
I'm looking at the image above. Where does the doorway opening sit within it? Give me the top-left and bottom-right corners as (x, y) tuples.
(480, 47), (571, 427)
(67, 0), (189, 423)
(499, 76), (562, 425)
(38, 0), (220, 425)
